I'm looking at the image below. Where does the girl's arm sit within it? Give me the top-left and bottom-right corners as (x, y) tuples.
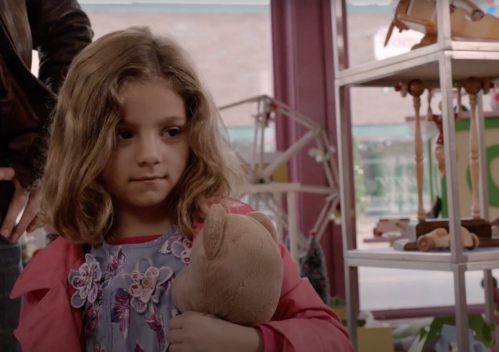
(255, 243), (355, 352)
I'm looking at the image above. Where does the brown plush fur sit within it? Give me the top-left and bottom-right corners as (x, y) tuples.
(172, 204), (283, 326)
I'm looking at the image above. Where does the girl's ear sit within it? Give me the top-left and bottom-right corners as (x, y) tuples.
(247, 212), (279, 243)
(203, 204), (226, 260)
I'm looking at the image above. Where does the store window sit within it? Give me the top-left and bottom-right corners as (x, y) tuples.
(347, 1), (499, 311)
(31, 0), (273, 149)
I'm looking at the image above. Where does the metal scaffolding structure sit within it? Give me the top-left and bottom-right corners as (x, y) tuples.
(219, 95), (340, 262)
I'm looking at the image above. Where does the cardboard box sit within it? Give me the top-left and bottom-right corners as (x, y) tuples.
(358, 326), (394, 352)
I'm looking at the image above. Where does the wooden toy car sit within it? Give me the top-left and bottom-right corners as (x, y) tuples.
(373, 218), (410, 237)
(385, 0), (499, 50)
(417, 226), (479, 251)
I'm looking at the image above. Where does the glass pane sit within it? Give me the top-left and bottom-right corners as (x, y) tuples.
(79, 1), (272, 121)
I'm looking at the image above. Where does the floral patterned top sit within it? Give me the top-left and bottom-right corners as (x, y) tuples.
(68, 226), (192, 352)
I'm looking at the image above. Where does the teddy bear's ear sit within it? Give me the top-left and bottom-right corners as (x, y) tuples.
(203, 204), (226, 260)
(247, 212), (279, 244)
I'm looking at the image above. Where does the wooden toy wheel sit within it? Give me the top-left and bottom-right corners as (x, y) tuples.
(470, 233), (480, 250)
(417, 236), (434, 252)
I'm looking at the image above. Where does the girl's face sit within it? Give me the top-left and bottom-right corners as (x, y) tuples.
(101, 80), (190, 212)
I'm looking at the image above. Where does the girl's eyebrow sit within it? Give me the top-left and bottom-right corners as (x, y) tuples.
(117, 115), (186, 126)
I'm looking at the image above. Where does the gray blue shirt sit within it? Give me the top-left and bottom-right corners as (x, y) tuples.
(68, 226), (192, 352)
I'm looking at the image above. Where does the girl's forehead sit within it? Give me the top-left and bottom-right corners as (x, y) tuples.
(120, 81), (186, 124)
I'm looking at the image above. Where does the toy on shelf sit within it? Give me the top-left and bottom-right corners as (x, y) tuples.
(385, 0), (499, 50)
(416, 226), (479, 252)
(407, 315), (493, 351)
(431, 104), (459, 178)
(464, 77), (485, 219)
(409, 79), (427, 222)
(373, 218), (410, 237)
(392, 77), (499, 251)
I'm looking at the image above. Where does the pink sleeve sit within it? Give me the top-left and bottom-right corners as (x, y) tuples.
(256, 244), (355, 352)
(257, 325), (281, 352)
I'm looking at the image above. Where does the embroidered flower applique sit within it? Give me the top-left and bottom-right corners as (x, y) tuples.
(158, 231), (192, 264)
(144, 306), (167, 351)
(101, 246), (126, 289)
(84, 302), (100, 332)
(134, 342), (145, 352)
(128, 257), (173, 313)
(68, 254), (102, 308)
(111, 288), (131, 340)
(95, 342), (105, 352)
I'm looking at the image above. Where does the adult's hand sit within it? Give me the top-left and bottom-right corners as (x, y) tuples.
(0, 167), (42, 242)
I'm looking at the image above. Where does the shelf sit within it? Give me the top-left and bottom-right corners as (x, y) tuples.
(235, 182), (335, 194)
(336, 42), (499, 88)
(345, 247), (499, 271)
(332, 2), (499, 349)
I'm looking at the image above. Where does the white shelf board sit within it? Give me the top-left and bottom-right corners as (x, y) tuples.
(346, 248), (451, 263)
(345, 247), (499, 272)
(463, 247), (499, 263)
(235, 182), (334, 194)
(336, 43), (499, 88)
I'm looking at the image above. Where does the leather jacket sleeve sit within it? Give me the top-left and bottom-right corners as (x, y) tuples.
(26, 0), (93, 94)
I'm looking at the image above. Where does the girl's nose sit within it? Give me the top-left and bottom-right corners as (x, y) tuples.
(137, 137), (162, 165)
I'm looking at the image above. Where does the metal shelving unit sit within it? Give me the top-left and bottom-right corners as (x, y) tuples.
(331, 1), (499, 351)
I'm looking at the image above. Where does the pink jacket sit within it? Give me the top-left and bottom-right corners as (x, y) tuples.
(11, 202), (354, 352)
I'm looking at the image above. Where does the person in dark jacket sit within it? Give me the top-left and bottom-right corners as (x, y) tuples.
(0, 1), (92, 351)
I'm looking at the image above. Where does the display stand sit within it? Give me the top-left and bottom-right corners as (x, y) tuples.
(332, 1), (499, 351)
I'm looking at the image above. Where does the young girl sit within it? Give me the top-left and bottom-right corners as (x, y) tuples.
(10, 27), (354, 352)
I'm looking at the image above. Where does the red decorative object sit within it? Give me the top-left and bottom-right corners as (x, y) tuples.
(432, 112), (458, 145)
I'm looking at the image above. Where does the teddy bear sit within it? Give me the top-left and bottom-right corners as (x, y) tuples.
(172, 203), (283, 326)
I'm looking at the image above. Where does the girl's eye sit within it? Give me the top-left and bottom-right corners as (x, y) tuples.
(117, 130), (133, 140)
(164, 128), (180, 138)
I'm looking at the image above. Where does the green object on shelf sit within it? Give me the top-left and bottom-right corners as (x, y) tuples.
(393, 318), (433, 340)
(408, 327), (429, 352)
(408, 314), (494, 352)
(328, 297), (346, 308)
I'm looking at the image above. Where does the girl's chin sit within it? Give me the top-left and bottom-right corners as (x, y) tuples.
(124, 197), (169, 209)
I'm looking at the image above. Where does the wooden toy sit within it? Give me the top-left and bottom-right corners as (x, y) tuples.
(373, 218), (410, 237)
(431, 113), (499, 222)
(431, 107), (459, 178)
(409, 79), (427, 222)
(417, 226), (479, 252)
(395, 216), (499, 251)
(394, 76), (499, 252)
(408, 218), (491, 242)
(385, 0), (499, 50)
(464, 77), (483, 219)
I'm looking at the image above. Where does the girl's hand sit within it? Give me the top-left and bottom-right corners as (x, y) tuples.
(167, 311), (264, 352)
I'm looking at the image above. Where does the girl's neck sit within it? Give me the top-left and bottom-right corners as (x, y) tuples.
(109, 204), (171, 239)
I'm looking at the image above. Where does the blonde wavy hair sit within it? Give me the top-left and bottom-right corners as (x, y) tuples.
(41, 27), (240, 246)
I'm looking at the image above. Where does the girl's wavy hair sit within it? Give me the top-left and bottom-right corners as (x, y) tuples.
(41, 27), (241, 246)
